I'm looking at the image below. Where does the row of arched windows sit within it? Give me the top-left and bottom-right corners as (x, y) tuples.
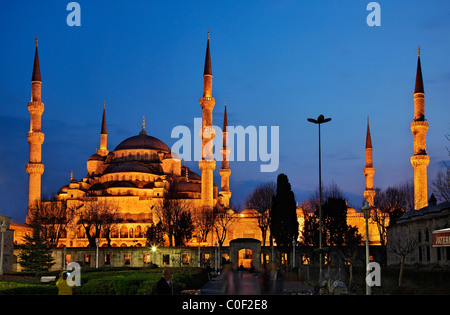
(74, 225), (149, 239)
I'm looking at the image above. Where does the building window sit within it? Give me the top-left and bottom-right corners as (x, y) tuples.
(120, 226), (128, 238)
(84, 254), (91, 265)
(105, 254), (111, 265)
(182, 254), (190, 265)
(144, 254), (151, 264)
(163, 254), (170, 265)
(124, 254), (131, 265)
(65, 254), (71, 265)
(135, 226), (142, 238)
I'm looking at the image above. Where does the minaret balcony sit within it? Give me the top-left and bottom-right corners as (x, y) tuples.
(410, 155), (430, 167)
(27, 101), (45, 115)
(200, 97), (215, 110)
(27, 131), (45, 144)
(26, 163), (45, 175)
(410, 120), (429, 134)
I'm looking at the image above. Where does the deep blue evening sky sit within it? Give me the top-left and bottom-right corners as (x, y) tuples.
(0, 1), (449, 223)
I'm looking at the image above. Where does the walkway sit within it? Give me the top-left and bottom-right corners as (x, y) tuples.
(201, 271), (314, 295)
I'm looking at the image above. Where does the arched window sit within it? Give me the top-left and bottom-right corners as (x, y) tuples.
(77, 226), (85, 238)
(120, 226), (128, 238)
(135, 226), (142, 238)
(111, 227), (119, 238)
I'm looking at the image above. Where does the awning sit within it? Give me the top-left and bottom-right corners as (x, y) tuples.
(432, 228), (450, 247)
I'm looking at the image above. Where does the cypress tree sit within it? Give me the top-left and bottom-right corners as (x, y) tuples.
(270, 173), (298, 250)
(18, 226), (55, 274)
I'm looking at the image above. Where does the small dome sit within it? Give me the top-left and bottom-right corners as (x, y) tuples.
(114, 133), (170, 152)
(88, 153), (104, 161)
(174, 181), (201, 192)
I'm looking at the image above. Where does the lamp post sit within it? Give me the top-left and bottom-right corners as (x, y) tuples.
(197, 235), (202, 268)
(362, 200), (372, 295)
(152, 245), (157, 265)
(0, 221), (7, 275)
(307, 114), (331, 283)
(95, 238), (99, 268)
(214, 242), (218, 272)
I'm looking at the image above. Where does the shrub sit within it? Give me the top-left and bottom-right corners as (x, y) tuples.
(0, 284), (58, 295)
(113, 277), (146, 295)
(79, 278), (115, 295)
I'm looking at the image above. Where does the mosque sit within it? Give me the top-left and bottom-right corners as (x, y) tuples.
(16, 34), (435, 252)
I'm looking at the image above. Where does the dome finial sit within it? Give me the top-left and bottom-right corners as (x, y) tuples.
(418, 45), (420, 57)
(139, 115), (147, 135)
(35, 36), (38, 47)
(70, 170), (73, 180)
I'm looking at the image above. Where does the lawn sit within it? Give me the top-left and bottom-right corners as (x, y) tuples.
(0, 267), (209, 295)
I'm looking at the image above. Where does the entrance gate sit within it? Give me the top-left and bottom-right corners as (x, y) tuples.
(229, 238), (261, 271)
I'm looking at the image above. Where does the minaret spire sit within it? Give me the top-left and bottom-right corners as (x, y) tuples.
(98, 101), (108, 156)
(199, 31), (216, 209)
(411, 47), (429, 210)
(32, 36), (41, 83)
(26, 39), (45, 219)
(363, 117), (375, 207)
(219, 100), (231, 207)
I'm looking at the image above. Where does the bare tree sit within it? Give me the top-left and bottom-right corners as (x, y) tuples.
(27, 199), (78, 247)
(78, 199), (119, 247)
(213, 206), (236, 247)
(193, 206), (216, 242)
(388, 236), (418, 287)
(154, 197), (193, 246)
(431, 167), (449, 203)
(244, 182), (275, 246)
(373, 181), (414, 243)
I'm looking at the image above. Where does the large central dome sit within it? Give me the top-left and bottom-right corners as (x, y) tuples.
(114, 131), (170, 152)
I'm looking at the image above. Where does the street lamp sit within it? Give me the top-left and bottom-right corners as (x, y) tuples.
(362, 200), (372, 295)
(214, 242), (218, 272)
(197, 235), (202, 268)
(152, 245), (157, 265)
(95, 238), (100, 268)
(0, 221), (7, 275)
(307, 114), (331, 283)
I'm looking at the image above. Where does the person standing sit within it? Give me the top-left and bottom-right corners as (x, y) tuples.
(156, 269), (172, 294)
(56, 271), (73, 295)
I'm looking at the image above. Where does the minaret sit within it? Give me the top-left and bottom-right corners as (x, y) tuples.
(219, 100), (231, 207)
(26, 37), (45, 210)
(198, 31), (216, 209)
(98, 101), (108, 156)
(410, 46), (429, 210)
(363, 117), (376, 207)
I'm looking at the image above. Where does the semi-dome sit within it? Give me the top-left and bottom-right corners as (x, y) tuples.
(114, 132), (170, 152)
